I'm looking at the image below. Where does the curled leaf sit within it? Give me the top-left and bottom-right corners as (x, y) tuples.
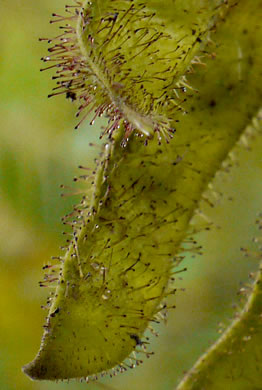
(23, 0), (262, 383)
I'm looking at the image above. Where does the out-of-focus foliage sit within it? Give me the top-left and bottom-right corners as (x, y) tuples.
(177, 255), (262, 390)
(0, 1), (261, 390)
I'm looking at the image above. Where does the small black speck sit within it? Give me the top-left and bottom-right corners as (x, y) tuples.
(209, 99), (216, 108)
(130, 334), (143, 345)
(66, 91), (77, 101)
(50, 307), (60, 317)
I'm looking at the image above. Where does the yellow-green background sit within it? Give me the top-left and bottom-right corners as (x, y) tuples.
(0, 1), (261, 389)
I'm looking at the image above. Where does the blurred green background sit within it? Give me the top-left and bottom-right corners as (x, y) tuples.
(0, 1), (261, 390)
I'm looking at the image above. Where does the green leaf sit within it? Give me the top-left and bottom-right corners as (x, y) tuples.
(23, 0), (262, 384)
(177, 256), (262, 390)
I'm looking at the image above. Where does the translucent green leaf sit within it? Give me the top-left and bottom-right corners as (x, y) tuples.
(23, 0), (262, 384)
